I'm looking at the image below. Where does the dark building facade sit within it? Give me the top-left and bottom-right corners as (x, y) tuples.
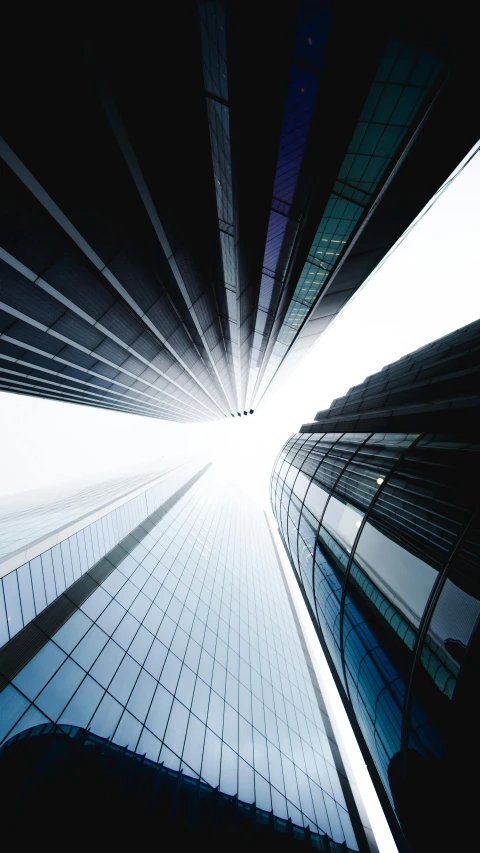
(271, 319), (480, 851)
(0, 3), (476, 420)
(0, 461), (377, 851)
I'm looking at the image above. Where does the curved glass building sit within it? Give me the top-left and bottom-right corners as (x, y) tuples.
(271, 320), (480, 851)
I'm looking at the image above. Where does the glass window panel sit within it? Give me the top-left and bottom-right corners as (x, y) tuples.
(13, 641), (66, 700)
(80, 587), (111, 621)
(77, 530), (88, 574)
(109, 655), (141, 705)
(252, 694), (266, 735)
(143, 603), (164, 636)
(90, 640), (124, 689)
(282, 753), (301, 809)
(60, 539), (74, 589)
(238, 757), (255, 802)
(354, 519), (437, 624)
(6, 704), (49, 741)
(220, 742), (238, 795)
(253, 728), (269, 778)
(117, 554), (139, 579)
(207, 690), (224, 737)
(35, 658), (84, 719)
(182, 714), (205, 772)
(304, 480), (329, 521)
(322, 496), (364, 551)
(324, 793), (344, 842)
(0, 685), (30, 742)
(128, 625), (153, 665)
(71, 623), (109, 670)
(184, 637), (202, 672)
(296, 766), (316, 825)
(0, 581), (8, 647)
(170, 625), (189, 660)
(164, 698), (189, 757)
(112, 612), (140, 651)
(53, 609), (92, 653)
(255, 772), (272, 811)
(127, 669), (156, 721)
(16, 563), (35, 626)
(41, 550), (57, 605)
(3, 571), (23, 637)
(160, 651), (182, 693)
(293, 471), (310, 503)
(192, 677), (210, 723)
(89, 692), (123, 739)
(238, 715), (254, 765)
(176, 665), (196, 709)
(223, 703), (239, 752)
(29, 557), (47, 614)
(157, 614), (176, 647)
(97, 599), (126, 634)
(143, 638), (168, 680)
(115, 579), (138, 610)
(146, 683), (173, 741)
(69, 534), (82, 581)
(137, 728), (162, 763)
(114, 710), (142, 751)
(101, 571), (126, 598)
(58, 674), (103, 727)
(201, 728), (222, 788)
(51, 544), (66, 595)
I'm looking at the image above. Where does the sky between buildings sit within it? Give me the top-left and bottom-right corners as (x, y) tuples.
(0, 144), (478, 853)
(1, 144), (479, 506)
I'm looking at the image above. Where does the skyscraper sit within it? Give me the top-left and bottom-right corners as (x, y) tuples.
(0, 460), (376, 850)
(0, 4), (476, 420)
(271, 319), (480, 851)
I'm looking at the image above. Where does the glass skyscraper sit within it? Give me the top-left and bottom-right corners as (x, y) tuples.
(271, 320), (480, 851)
(0, 460), (375, 851)
(0, 3), (475, 420)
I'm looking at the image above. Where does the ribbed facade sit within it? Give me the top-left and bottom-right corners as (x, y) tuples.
(0, 462), (374, 851)
(271, 321), (480, 851)
(0, 4), (475, 420)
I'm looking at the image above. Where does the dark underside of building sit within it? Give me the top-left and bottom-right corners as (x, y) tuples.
(1, 724), (353, 852)
(0, 3), (477, 419)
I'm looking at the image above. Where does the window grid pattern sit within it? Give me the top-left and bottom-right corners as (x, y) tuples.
(252, 40), (443, 408)
(0, 464), (197, 649)
(199, 1), (241, 409)
(244, 1), (332, 408)
(0, 469), (360, 849)
(271, 431), (479, 809)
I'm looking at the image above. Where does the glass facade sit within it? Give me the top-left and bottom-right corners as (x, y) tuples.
(0, 463), (194, 646)
(272, 425), (480, 849)
(199, 1), (241, 412)
(252, 37), (443, 408)
(244, 1), (332, 411)
(0, 462), (371, 850)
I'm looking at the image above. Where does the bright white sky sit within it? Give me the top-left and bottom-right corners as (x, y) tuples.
(0, 144), (479, 852)
(1, 145), (479, 507)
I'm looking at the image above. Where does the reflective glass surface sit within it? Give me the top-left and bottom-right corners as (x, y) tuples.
(0, 465), (360, 849)
(0, 463), (196, 647)
(271, 431), (480, 829)
(253, 40), (443, 408)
